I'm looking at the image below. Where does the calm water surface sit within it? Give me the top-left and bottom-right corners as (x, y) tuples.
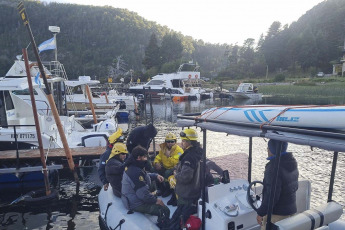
(1, 96), (344, 229)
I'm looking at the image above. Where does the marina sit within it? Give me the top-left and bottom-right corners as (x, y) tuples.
(1, 1), (345, 229)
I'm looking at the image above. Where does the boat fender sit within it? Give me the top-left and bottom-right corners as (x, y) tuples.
(188, 74), (192, 79)
(195, 74), (198, 79)
(274, 201), (343, 230)
(23, 188), (58, 203)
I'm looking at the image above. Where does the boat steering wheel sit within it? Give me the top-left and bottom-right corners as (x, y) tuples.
(246, 181), (264, 212)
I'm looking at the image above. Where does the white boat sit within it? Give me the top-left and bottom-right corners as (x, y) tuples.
(230, 83), (262, 100)
(129, 63), (211, 100)
(0, 77), (116, 150)
(98, 110), (345, 230)
(65, 76), (135, 114)
(199, 105), (345, 129)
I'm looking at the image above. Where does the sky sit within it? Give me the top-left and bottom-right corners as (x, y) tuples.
(41, 0), (325, 45)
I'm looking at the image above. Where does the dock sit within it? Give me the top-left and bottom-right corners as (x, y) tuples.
(0, 146), (106, 160)
(0, 144), (161, 161)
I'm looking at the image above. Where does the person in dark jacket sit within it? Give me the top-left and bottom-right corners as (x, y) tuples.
(105, 142), (129, 197)
(121, 146), (170, 229)
(169, 128), (203, 230)
(98, 128), (124, 191)
(126, 123), (157, 153)
(126, 123), (157, 172)
(256, 139), (299, 230)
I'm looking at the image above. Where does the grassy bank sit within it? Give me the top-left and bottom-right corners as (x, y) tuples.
(204, 76), (345, 98)
(259, 83), (345, 97)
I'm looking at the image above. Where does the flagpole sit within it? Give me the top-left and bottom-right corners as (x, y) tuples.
(49, 26), (60, 62)
(54, 33), (57, 62)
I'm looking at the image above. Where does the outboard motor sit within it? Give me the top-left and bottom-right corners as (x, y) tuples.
(96, 119), (117, 134)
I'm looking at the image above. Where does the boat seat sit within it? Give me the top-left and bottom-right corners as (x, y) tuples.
(273, 201), (343, 230)
(81, 134), (108, 147)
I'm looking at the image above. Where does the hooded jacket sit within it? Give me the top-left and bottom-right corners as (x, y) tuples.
(257, 152), (299, 217)
(126, 124), (157, 153)
(154, 143), (184, 169)
(175, 143), (203, 201)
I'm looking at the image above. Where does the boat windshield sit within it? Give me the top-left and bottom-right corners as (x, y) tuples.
(172, 79), (183, 88)
(237, 84), (253, 92)
(146, 80), (165, 86)
(12, 89), (38, 95)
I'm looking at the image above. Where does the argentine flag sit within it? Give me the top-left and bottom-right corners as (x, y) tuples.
(38, 37), (56, 53)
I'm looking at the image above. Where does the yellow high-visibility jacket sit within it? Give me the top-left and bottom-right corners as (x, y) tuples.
(154, 143), (184, 169)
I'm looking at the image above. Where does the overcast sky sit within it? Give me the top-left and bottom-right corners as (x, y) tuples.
(41, 0), (325, 45)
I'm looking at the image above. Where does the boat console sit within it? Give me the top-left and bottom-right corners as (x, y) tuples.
(199, 179), (260, 230)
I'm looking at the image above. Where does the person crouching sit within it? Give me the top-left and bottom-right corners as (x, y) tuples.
(121, 146), (170, 229)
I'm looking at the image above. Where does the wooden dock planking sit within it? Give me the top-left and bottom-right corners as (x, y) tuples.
(0, 146), (107, 160)
(0, 144), (161, 160)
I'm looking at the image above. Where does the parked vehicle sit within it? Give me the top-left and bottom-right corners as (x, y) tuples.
(317, 72), (325, 77)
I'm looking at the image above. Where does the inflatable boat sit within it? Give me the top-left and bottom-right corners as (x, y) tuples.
(98, 179), (260, 230)
(199, 105), (345, 129)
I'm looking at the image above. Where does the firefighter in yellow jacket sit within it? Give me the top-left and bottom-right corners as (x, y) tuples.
(154, 133), (183, 198)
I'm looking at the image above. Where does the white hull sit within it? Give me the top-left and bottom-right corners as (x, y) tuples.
(230, 92), (262, 100)
(200, 105), (345, 129)
(98, 180), (260, 230)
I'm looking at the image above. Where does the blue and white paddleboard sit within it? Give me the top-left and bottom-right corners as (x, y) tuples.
(200, 105), (345, 129)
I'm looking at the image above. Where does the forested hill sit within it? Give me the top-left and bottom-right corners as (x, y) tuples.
(0, 0), (227, 79)
(0, 0), (345, 81)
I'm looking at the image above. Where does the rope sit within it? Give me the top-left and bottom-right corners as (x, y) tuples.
(45, 136), (55, 163)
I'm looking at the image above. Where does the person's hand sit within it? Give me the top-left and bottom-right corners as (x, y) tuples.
(157, 174), (164, 183)
(104, 183), (109, 191)
(154, 163), (162, 171)
(256, 215), (263, 225)
(156, 198), (165, 207)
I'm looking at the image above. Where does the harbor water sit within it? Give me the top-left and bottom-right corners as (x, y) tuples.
(1, 96), (345, 229)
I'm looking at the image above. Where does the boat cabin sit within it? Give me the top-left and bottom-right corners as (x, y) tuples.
(236, 83), (257, 93)
(128, 63), (201, 95)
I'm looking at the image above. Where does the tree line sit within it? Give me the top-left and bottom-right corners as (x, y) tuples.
(0, 0), (344, 82)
